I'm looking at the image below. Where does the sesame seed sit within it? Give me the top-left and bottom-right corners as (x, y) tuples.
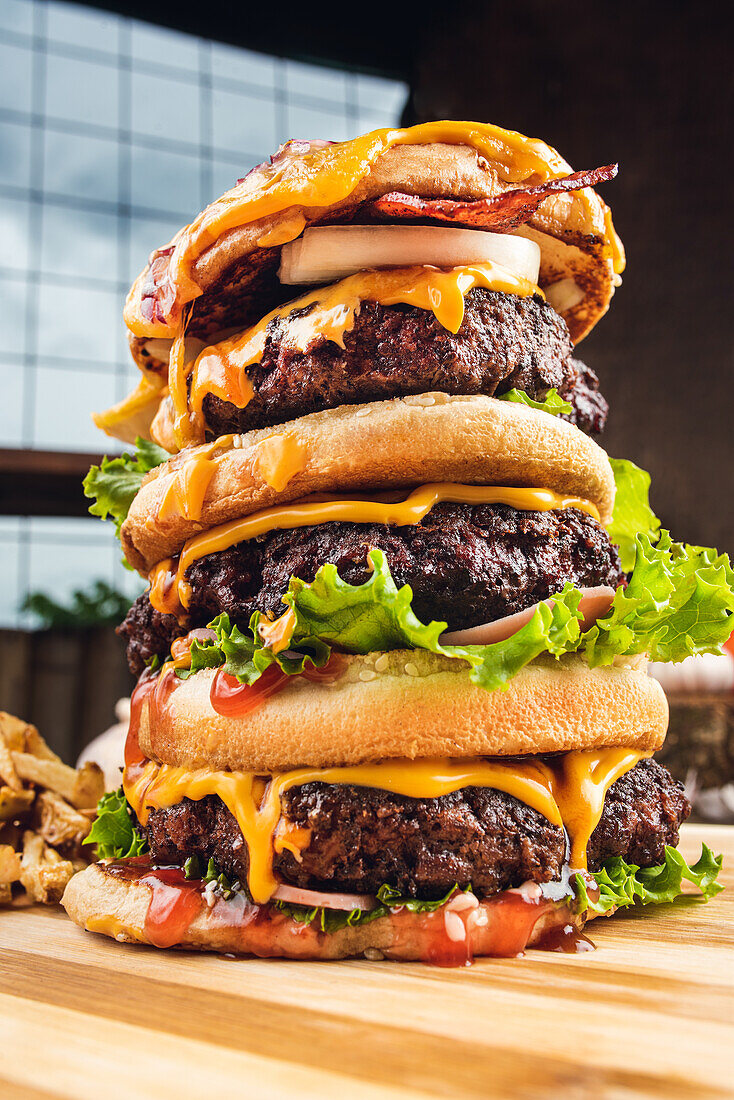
(444, 910), (467, 942)
(374, 654), (389, 673)
(404, 662), (420, 677)
(355, 406), (371, 417)
(364, 948), (385, 961)
(359, 669), (377, 682)
(447, 891), (479, 913)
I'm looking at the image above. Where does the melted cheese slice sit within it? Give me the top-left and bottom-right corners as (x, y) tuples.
(147, 482), (600, 616)
(124, 749), (646, 904)
(173, 262), (542, 448)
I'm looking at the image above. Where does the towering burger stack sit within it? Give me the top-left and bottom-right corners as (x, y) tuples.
(64, 123), (728, 963)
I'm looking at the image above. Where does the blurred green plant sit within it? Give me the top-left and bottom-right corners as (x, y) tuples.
(21, 580), (132, 630)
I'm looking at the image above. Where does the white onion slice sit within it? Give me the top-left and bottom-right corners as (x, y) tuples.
(272, 884), (377, 912)
(278, 225), (541, 286)
(439, 586), (616, 646)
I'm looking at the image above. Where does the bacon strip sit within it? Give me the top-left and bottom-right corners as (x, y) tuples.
(369, 164), (618, 233)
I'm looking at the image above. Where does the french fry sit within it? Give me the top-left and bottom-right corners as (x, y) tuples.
(0, 711), (106, 909)
(36, 791), (92, 848)
(19, 831), (74, 905)
(0, 785), (35, 822)
(11, 752), (105, 811)
(23, 725), (62, 763)
(0, 844), (21, 884)
(0, 712), (33, 754)
(71, 762), (105, 811)
(0, 735), (21, 791)
(12, 752), (76, 801)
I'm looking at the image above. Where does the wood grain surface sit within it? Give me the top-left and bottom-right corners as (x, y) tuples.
(0, 823), (731, 1100)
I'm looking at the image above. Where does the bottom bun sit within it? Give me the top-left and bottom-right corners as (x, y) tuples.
(140, 652), (669, 771)
(62, 863), (588, 963)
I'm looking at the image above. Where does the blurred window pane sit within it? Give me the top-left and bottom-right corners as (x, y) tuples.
(0, 0), (407, 626)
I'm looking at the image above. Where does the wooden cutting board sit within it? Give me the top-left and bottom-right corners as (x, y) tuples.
(0, 823), (732, 1100)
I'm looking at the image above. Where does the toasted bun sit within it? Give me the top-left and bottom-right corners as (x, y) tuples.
(62, 862), (581, 960)
(138, 653), (667, 772)
(124, 124), (622, 351)
(121, 393), (615, 573)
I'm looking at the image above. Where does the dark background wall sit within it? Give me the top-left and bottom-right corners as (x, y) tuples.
(405, 1), (734, 550)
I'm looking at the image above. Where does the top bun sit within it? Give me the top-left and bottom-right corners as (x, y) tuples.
(121, 392), (616, 573)
(124, 122), (623, 359)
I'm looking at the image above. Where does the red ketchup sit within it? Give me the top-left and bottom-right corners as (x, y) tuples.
(534, 923), (594, 953)
(106, 858), (203, 948)
(209, 652), (348, 717)
(124, 666), (181, 779)
(124, 672), (158, 779)
(210, 664), (289, 717)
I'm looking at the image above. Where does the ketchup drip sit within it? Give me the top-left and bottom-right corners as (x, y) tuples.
(106, 858), (203, 948)
(209, 652), (348, 717)
(535, 923), (595, 953)
(210, 664), (289, 717)
(482, 893), (551, 958)
(124, 667), (181, 781)
(140, 866), (204, 948)
(124, 672), (158, 780)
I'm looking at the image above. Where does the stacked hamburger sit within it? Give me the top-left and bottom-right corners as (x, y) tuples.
(64, 122), (728, 963)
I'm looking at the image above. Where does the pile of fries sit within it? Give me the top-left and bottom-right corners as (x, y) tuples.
(0, 711), (103, 905)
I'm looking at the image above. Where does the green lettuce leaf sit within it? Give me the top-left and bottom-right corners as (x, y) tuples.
(284, 549), (584, 691)
(83, 437), (169, 535)
(608, 458), (661, 572)
(581, 531), (734, 666)
(180, 553), (583, 692)
(83, 788), (148, 860)
(181, 611), (331, 686)
(497, 387), (572, 416)
(183, 855), (242, 899)
(575, 844), (723, 914)
(176, 529), (734, 693)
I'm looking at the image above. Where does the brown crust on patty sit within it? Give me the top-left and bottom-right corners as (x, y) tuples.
(138, 654), (668, 772)
(199, 290), (605, 439)
(121, 394), (616, 573)
(142, 760), (688, 900)
(118, 502), (623, 676)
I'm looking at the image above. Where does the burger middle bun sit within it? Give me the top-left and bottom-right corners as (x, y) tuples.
(122, 393), (616, 573)
(139, 653), (668, 772)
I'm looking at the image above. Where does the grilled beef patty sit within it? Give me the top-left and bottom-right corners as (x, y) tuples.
(142, 759), (689, 900)
(119, 503), (623, 675)
(201, 289), (608, 438)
